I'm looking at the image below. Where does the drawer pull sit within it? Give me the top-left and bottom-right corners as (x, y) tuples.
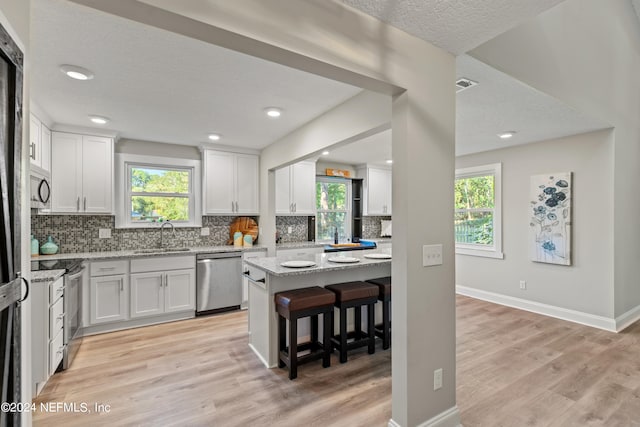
(99, 267), (116, 271)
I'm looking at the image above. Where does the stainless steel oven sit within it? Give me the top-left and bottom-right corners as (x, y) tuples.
(30, 170), (51, 210)
(63, 263), (84, 369)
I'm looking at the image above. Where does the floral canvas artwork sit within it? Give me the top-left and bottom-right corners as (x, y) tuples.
(529, 173), (572, 265)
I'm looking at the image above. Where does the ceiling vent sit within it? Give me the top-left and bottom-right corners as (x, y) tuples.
(456, 78), (478, 93)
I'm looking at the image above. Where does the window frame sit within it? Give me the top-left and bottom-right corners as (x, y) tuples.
(315, 176), (352, 243)
(455, 163), (503, 259)
(115, 153), (202, 229)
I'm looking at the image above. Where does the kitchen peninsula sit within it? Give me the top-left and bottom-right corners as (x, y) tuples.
(243, 250), (392, 368)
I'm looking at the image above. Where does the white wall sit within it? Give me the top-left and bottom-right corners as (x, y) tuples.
(116, 139), (201, 160)
(456, 129), (614, 320)
(72, 1), (458, 425)
(0, 1), (31, 425)
(470, 0), (640, 318)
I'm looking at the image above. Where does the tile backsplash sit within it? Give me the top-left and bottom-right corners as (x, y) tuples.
(30, 214), (256, 253)
(30, 213), (392, 253)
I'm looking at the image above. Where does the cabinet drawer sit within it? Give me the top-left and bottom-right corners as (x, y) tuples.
(49, 329), (64, 375)
(49, 297), (64, 337)
(91, 260), (128, 277)
(49, 276), (64, 304)
(131, 256), (195, 273)
(243, 249), (267, 260)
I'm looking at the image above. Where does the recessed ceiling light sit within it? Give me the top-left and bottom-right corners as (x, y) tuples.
(386, 159), (393, 164)
(265, 107), (282, 118)
(60, 64), (94, 81)
(89, 115), (109, 125)
(322, 151), (330, 155)
(208, 133), (221, 141)
(498, 131), (516, 139)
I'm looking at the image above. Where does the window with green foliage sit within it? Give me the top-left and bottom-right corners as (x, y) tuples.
(316, 177), (351, 242)
(455, 163), (503, 259)
(128, 165), (192, 223)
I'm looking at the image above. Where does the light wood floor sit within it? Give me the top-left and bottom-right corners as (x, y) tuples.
(33, 296), (640, 426)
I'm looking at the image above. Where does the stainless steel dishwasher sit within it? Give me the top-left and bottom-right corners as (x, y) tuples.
(196, 252), (243, 315)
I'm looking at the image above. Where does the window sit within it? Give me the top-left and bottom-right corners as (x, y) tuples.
(115, 154), (201, 228)
(454, 163), (503, 259)
(316, 176), (351, 242)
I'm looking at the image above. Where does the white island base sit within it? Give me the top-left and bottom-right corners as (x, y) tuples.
(244, 252), (391, 368)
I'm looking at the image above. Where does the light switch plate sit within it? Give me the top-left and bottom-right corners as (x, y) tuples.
(98, 228), (111, 239)
(423, 244), (443, 267)
(434, 368), (443, 390)
(200, 227), (210, 236)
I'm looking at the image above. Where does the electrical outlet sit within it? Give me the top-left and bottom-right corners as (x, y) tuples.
(433, 368), (443, 390)
(98, 228), (111, 239)
(200, 227), (210, 236)
(519, 280), (526, 290)
(287, 226), (292, 234)
(422, 244), (443, 267)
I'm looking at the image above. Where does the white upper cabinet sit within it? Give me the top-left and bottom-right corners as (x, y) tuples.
(51, 131), (113, 214)
(29, 113), (51, 174)
(358, 166), (392, 215)
(203, 149), (259, 215)
(275, 161), (316, 215)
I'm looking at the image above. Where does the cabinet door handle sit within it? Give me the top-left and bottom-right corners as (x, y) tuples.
(83, 196), (87, 211)
(294, 203), (297, 212)
(76, 197), (80, 212)
(231, 201), (235, 212)
(120, 279), (124, 291)
(235, 201), (239, 212)
(30, 143), (36, 160)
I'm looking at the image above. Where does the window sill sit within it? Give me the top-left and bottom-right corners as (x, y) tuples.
(455, 247), (504, 259)
(115, 220), (202, 229)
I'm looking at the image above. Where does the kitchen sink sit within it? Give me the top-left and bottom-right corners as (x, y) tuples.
(133, 247), (191, 254)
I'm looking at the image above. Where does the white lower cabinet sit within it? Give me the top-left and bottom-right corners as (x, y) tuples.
(130, 268), (195, 318)
(130, 256), (195, 319)
(90, 274), (128, 324)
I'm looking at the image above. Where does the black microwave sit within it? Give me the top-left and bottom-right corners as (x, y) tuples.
(30, 171), (51, 209)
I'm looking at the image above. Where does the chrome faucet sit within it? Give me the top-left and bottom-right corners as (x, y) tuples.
(160, 221), (175, 248)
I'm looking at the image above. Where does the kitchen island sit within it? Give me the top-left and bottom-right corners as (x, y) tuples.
(243, 250), (391, 368)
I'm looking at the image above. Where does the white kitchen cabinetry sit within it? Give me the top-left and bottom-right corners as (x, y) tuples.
(31, 275), (65, 396)
(357, 166), (392, 215)
(89, 260), (128, 325)
(275, 161), (316, 215)
(203, 150), (259, 215)
(51, 131), (113, 214)
(29, 113), (51, 174)
(276, 246), (324, 258)
(130, 256), (195, 319)
(241, 249), (267, 310)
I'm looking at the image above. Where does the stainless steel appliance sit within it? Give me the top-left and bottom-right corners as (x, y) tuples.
(63, 262), (84, 369)
(196, 252), (242, 315)
(30, 170), (51, 209)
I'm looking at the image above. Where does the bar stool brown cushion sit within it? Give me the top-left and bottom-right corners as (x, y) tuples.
(367, 276), (391, 299)
(325, 281), (379, 303)
(275, 286), (335, 315)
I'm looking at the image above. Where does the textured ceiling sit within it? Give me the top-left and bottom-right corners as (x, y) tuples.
(341, 0), (567, 54)
(31, 0), (362, 148)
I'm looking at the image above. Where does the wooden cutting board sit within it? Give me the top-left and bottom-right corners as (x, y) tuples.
(228, 217), (259, 245)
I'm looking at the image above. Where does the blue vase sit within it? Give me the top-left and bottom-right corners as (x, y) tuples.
(40, 236), (59, 255)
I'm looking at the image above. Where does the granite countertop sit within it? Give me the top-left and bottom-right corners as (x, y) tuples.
(244, 250), (392, 277)
(28, 239), (393, 262)
(31, 269), (65, 283)
(31, 244), (270, 261)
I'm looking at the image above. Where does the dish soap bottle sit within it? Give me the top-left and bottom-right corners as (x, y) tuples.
(31, 235), (39, 257)
(334, 227), (339, 244)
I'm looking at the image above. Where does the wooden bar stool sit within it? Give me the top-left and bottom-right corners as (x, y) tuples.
(325, 281), (379, 363)
(367, 276), (392, 350)
(274, 286), (335, 380)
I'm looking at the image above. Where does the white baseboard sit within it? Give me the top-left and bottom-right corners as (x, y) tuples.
(456, 285), (617, 332)
(388, 406), (461, 427)
(615, 304), (640, 332)
(247, 344), (272, 368)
